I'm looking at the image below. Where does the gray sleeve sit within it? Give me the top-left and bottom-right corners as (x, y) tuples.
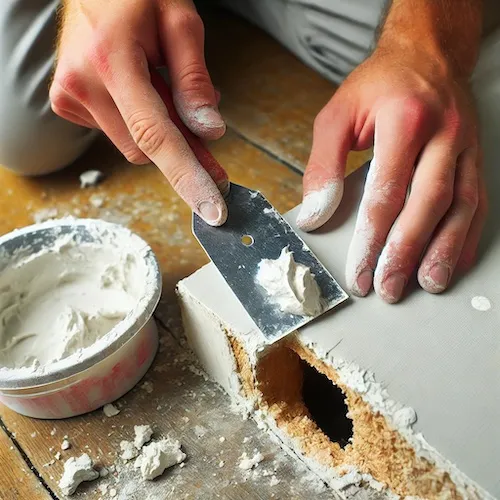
(0, 0), (97, 177)
(211, 0), (385, 84)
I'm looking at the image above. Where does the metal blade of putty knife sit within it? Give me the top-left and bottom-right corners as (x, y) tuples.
(193, 183), (348, 343)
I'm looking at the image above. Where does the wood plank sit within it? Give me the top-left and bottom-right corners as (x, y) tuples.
(0, 324), (335, 500)
(0, 131), (337, 498)
(203, 8), (372, 175)
(0, 427), (51, 500)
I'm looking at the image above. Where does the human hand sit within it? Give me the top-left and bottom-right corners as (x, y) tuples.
(50, 0), (228, 226)
(296, 46), (487, 303)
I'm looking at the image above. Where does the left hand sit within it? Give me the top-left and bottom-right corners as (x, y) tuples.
(296, 45), (488, 303)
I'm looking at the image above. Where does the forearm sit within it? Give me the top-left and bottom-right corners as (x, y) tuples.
(378, 0), (483, 77)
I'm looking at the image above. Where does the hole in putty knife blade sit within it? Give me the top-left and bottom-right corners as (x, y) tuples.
(241, 235), (254, 247)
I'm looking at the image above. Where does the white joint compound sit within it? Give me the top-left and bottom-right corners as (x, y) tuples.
(120, 440), (140, 461)
(471, 295), (492, 311)
(134, 438), (186, 480)
(103, 403), (120, 417)
(0, 221), (154, 378)
(256, 246), (323, 316)
(59, 453), (99, 495)
(80, 170), (104, 189)
(239, 451), (264, 470)
(134, 424), (154, 449)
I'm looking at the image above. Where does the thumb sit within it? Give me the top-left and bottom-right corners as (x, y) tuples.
(159, 5), (225, 140)
(296, 104), (354, 232)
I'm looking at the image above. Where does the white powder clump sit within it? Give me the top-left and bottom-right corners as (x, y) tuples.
(80, 170), (104, 188)
(134, 424), (154, 449)
(103, 403), (120, 417)
(393, 407), (417, 429)
(238, 451), (264, 470)
(193, 425), (207, 438)
(120, 440), (139, 461)
(58, 453), (99, 495)
(136, 438), (186, 480)
(61, 439), (71, 451)
(270, 475), (280, 486)
(256, 246), (323, 317)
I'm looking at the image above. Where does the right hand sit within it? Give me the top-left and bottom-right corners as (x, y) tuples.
(50, 0), (228, 226)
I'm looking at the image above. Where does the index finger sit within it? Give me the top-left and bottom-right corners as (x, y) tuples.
(93, 44), (227, 226)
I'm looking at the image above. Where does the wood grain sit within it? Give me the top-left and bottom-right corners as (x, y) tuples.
(0, 325), (336, 500)
(0, 428), (52, 500)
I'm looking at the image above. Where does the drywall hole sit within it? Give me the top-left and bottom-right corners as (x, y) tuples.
(241, 235), (254, 246)
(255, 344), (353, 463)
(301, 360), (353, 448)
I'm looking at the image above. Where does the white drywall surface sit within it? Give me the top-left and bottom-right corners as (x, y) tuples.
(180, 31), (500, 498)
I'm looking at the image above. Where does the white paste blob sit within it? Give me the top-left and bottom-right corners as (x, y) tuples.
(471, 296), (492, 311)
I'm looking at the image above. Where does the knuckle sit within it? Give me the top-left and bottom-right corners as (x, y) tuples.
(398, 96), (429, 132)
(313, 106), (334, 133)
(374, 180), (407, 206)
(50, 102), (67, 119)
(313, 112), (325, 133)
(122, 145), (147, 165)
(426, 179), (453, 213)
(169, 8), (204, 34)
(128, 112), (166, 158)
(49, 84), (71, 112)
(444, 108), (463, 142)
(176, 61), (211, 92)
(54, 70), (87, 101)
(457, 185), (479, 213)
(168, 165), (193, 194)
(86, 34), (112, 77)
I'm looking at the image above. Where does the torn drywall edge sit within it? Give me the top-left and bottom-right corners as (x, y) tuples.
(251, 408), (396, 500)
(177, 280), (402, 498)
(177, 281), (389, 497)
(301, 337), (495, 500)
(177, 273), (494, 500)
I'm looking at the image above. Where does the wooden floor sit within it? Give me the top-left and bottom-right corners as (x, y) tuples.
(0, 10), (371, 500)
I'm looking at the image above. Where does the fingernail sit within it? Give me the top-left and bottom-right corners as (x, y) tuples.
(381, 273), (406, 303)
(194, 106), (225, 130)
(424, 263), (450, 293)
(199, 201), (222, 224)
(352, 269), (373, 297)
(296, 182), (343, 232)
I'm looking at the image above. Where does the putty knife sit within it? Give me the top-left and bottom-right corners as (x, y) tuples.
(151, 69), (348, 343)
(193, 185), (348, 343)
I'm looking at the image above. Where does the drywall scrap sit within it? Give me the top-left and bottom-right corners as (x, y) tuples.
(177, 167), (499, 500)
